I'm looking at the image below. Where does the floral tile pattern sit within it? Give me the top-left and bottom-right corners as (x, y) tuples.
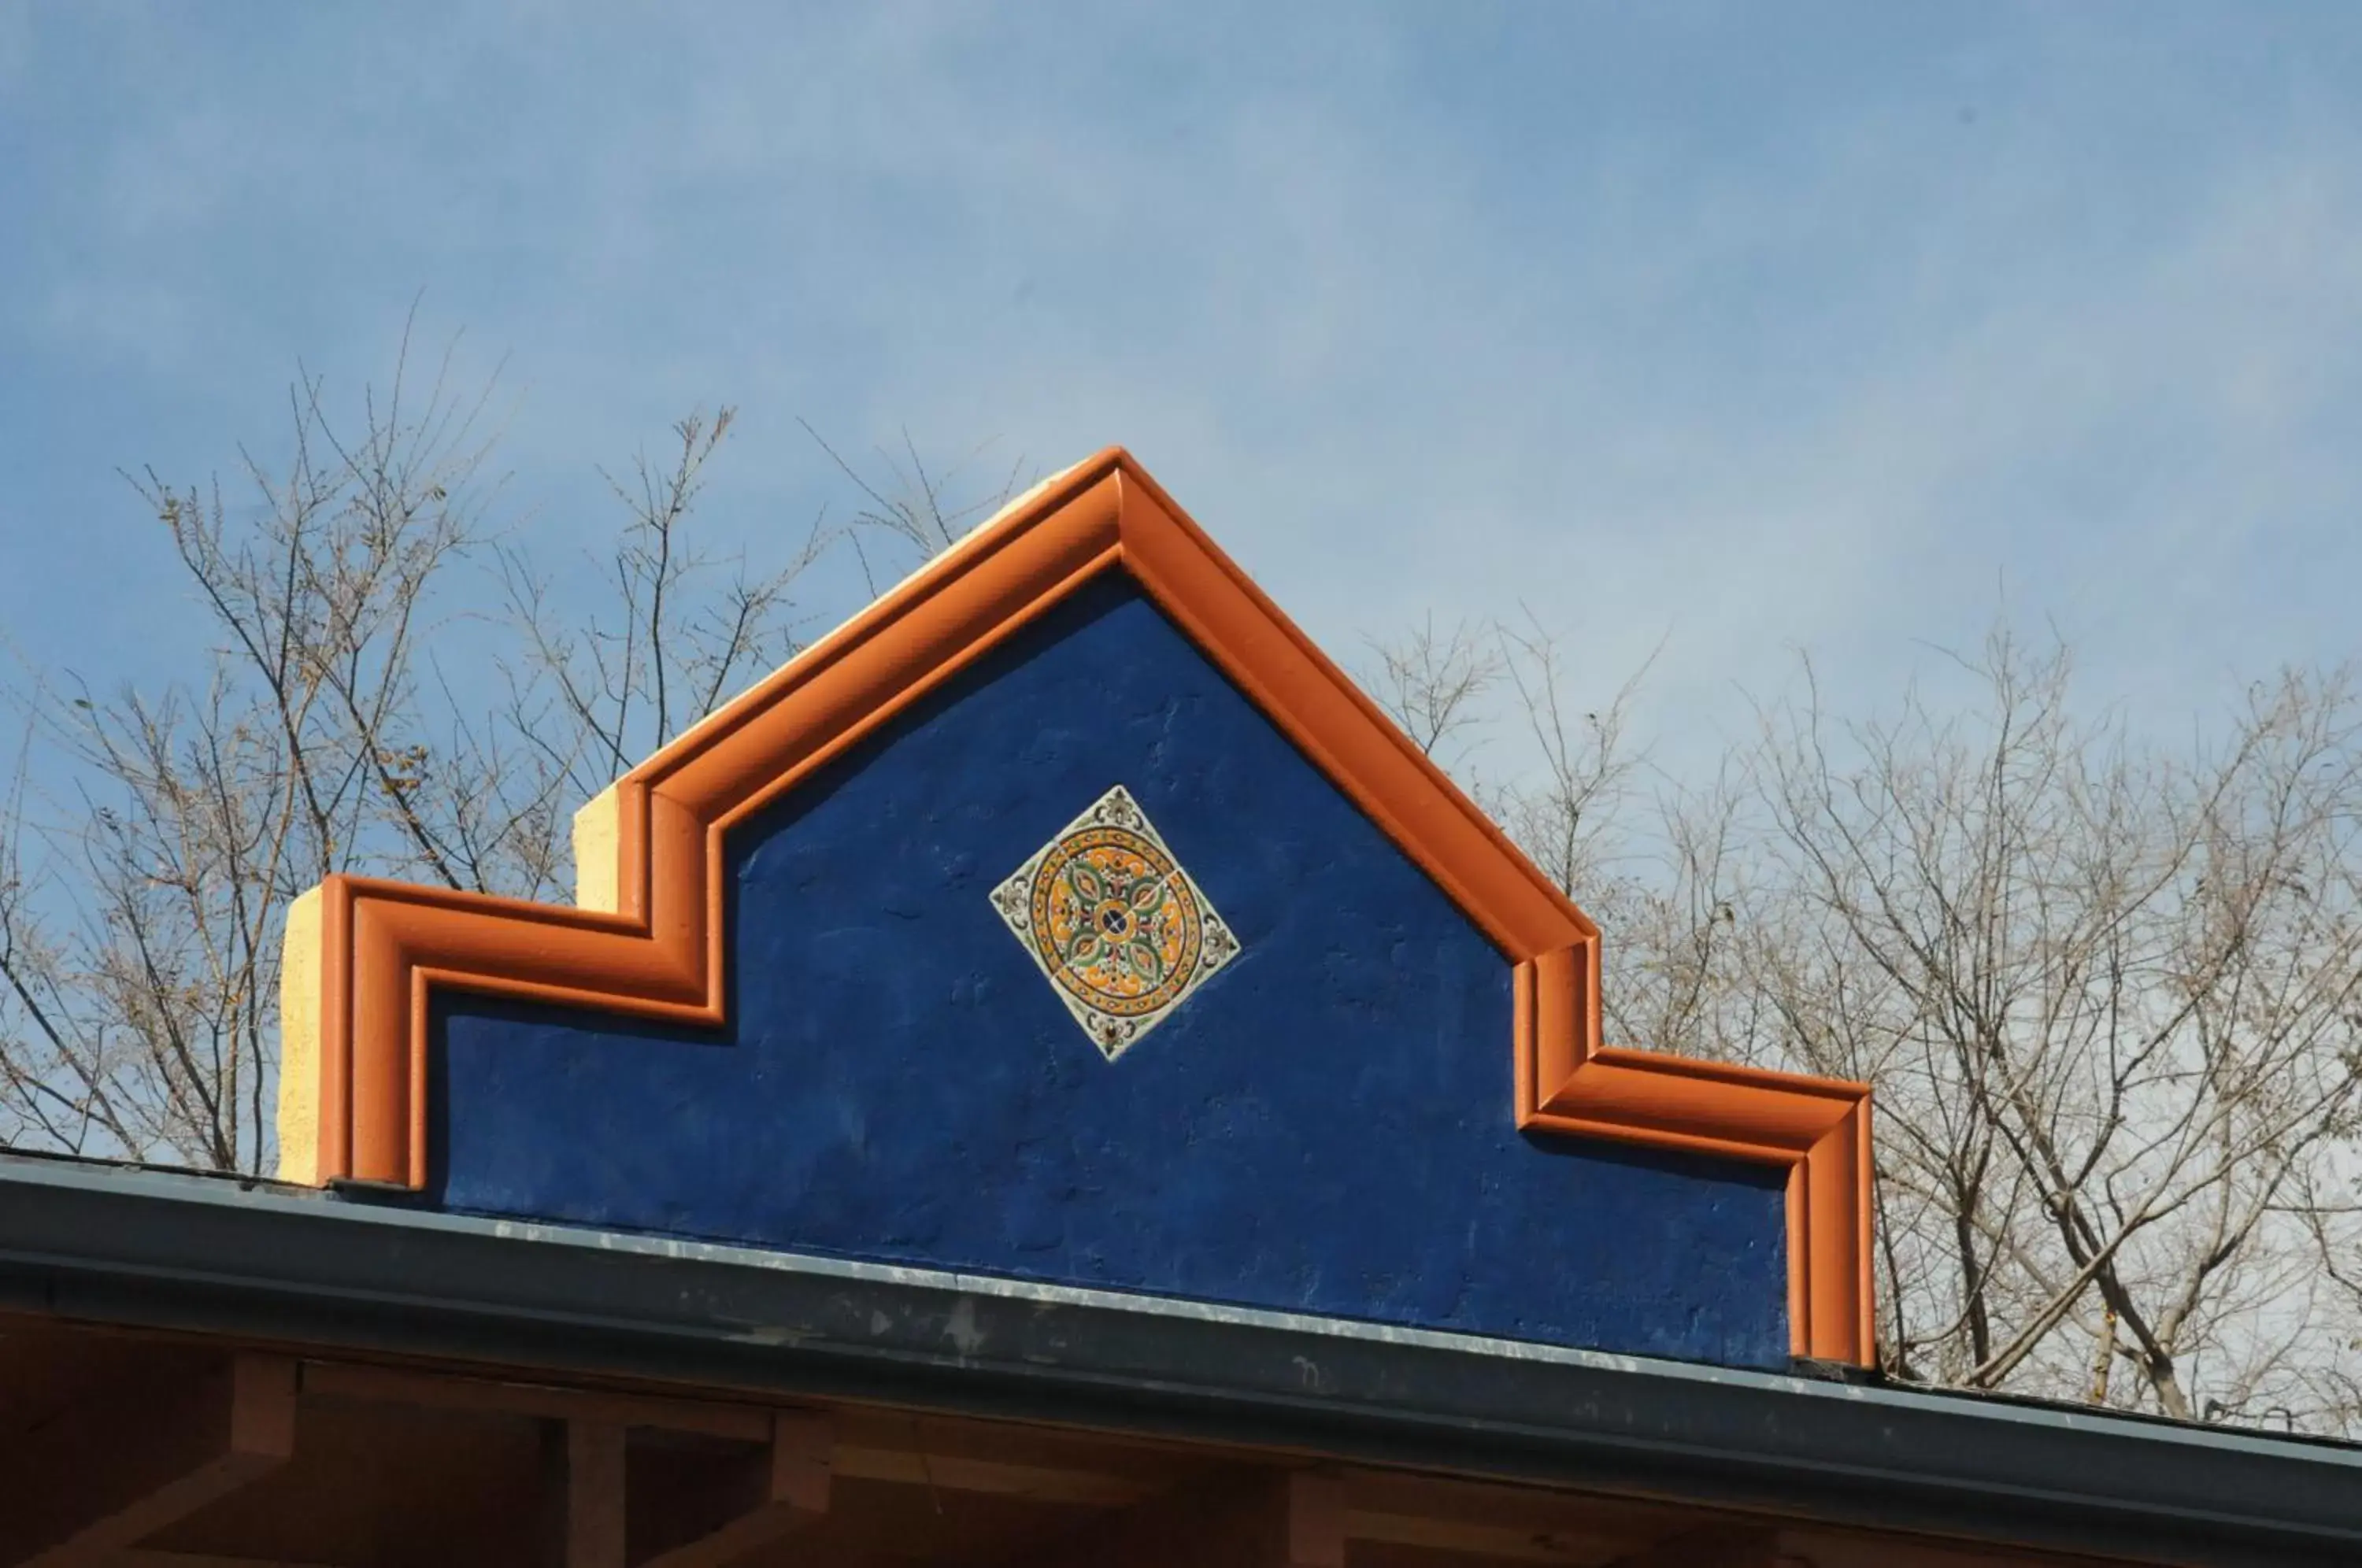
(989, 785), (1240, 1060)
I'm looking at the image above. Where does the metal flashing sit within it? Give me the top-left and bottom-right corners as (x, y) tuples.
(0, 1153), (2354, 1567)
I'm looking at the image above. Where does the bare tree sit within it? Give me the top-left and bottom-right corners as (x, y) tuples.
(802, 422), (1027, 598)
(1361, 612), (1711, 1052)
(0, 322), (520, 1169)
(498, 408), (831, 807)
(0, 334), (886, 1174)
(1359, 615), (1501, 767)
(1365, 609), (2362, 1434)
(1739, 636), (2362, 1425)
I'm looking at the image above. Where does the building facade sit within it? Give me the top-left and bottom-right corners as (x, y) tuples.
(2, 452), (2355, 1565)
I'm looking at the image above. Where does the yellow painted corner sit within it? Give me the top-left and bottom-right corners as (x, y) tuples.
(573, 783), (622, 914)
(274, 885), (324, 1185)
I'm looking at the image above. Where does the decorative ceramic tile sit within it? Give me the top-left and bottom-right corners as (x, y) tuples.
(990, 785), (1240, 1060)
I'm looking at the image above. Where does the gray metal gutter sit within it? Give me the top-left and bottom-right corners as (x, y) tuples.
(0, 1152), (2356, 1566)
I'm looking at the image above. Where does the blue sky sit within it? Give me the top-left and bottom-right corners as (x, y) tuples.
(4, 2), (2360, 775)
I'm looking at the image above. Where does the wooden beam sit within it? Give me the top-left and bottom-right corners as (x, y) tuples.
(1021, 1470), (1343, 1568)
(300, 1363), (771, 1443)
(634, 1412), (830, 1568)
(292, 1359), (1749, 1565)
(1347, 1511), (1633, 1562)
(1338, 1467), (1699, 1562)
(105, 1555), (346, 1568)
(0, 1354), (295, 1568)
(543, 1421), (627, 1568)
(835, 1446), (1146, 1506)
(299, 1361), (1142, 1505)
(1602, 1525), (1786, 1568)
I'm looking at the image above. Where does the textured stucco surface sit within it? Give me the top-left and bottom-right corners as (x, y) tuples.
(432, 574), (1790, 1366)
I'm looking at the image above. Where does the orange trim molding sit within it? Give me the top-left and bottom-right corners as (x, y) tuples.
(276, 448), (1875, 1365)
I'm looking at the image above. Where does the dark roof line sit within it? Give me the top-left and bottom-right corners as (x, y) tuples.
(2, 1152), (2357, 1566)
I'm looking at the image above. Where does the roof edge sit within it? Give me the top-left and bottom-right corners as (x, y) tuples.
(2, 1156), (2354, 1568)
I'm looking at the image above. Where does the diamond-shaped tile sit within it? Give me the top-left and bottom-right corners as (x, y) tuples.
(989, 785), (1239, 1060)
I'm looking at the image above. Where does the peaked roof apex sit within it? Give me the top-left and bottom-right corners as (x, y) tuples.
(277, 446), (1875, 1366)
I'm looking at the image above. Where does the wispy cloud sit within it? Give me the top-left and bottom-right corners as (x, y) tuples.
(4, 2), (2359, 769)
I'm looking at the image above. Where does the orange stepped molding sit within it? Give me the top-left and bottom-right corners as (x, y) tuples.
(276, 448), (1875, 1366)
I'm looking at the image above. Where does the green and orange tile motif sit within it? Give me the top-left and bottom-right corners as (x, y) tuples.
(990, 785), (1240, 1060)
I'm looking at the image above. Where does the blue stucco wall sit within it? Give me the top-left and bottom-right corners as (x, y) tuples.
(431, 573), (1790, 1366)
